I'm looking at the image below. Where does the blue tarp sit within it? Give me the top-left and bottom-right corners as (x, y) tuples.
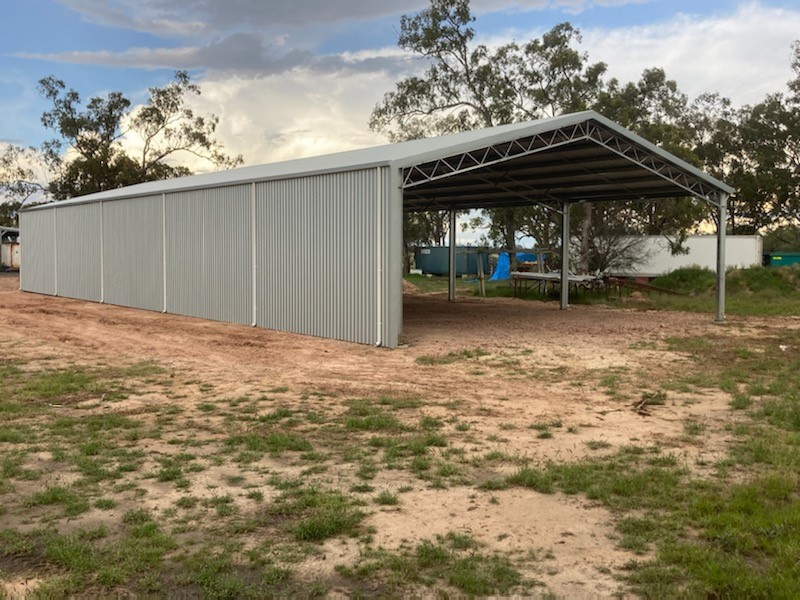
(489, 252), (539, 281)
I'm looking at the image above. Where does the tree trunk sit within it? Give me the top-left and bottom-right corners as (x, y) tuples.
(403, 243), (412, 273)
(503, 208), (517, 271)
(579, 202), (593, 274)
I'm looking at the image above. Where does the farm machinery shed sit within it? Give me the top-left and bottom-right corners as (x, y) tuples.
(20, 111), (733, 348)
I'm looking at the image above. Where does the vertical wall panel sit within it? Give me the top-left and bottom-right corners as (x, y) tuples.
(166, 185), (252, 325)
(256, 169), (379, 345)
(382, 167), (403, 348)
(55, 204), (102, 301)
(19, 209), (56, 295)
(21, 165), (401, 347)
(103, 196), (164, 311)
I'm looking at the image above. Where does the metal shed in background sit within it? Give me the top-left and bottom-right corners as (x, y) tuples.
(1, 226), (20, 270)
(20, 111), (734, 348)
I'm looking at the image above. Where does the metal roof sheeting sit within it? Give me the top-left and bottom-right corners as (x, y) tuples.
(23, 111), (734, 212)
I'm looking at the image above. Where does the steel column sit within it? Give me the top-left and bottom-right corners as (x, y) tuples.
(715, 192), (728, 323)
(560, 200), (570, 310)
(449, 209), (457, 302)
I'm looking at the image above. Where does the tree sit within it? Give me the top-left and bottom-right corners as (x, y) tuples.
(376, 2), (800, 273)
(0, 145), (50, 225)
(371, 0), (607, 268)
(688, 43), (800, 235)
(369, 0), (508, 138)
(16, 71), (242, 201)
(1, 146), (47, 200)
(726, 96), (796, 233)
(593, 68), (708, 253)
(372, 1), (717, 273)
(404, 210), (452, 271)
(763, 225), (800, 252)
(0, 200), (22, 228)
(755, 41), (800, 226)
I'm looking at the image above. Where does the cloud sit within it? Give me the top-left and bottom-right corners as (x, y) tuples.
(580, 2), (800, 105)
(55, 0), (420, 34)
(170, 0), (800, 173)
(25, 0), (800, 180)
(474, 0), (651, 14)
(17, 33), (410, 77)
(152, 70), (393, 169)
(39, 0), (652, 77)
(56, 0), (651, 34)
(56, 0), (205, 37)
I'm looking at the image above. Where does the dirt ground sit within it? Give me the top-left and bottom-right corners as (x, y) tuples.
(0, 272), (772, 596)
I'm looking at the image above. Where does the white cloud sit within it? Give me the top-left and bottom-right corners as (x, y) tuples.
(56, 0), (205, 37)
(473, 0), (651, 14)
(57, 0), (651, 34)
(39, 2), (797, 110)
(40, 0), (800, 176)
(17, 34), (410, 77)
(115, 1), (800, 173)
(581, 2), (800, 105)
(174, 70), (393, 168)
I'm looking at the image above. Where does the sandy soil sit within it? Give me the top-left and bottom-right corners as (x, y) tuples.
(0, 272), (769, 596)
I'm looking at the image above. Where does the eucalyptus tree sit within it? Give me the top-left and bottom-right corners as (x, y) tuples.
(4, 71), (242, 202)
(371, 0), (607, 267)
(374, 1), (800, 273)
(690, 42), (800, 234)
(0, 145), (48, 220)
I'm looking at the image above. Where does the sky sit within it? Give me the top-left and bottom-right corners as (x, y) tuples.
(1, 0), (799, 157)
(1, 0), (800, 242)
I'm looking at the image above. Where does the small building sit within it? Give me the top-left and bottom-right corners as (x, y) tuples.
(414, 246), (489, 277)
(610, 235), (762, 279)
(1, 226), (20, 270)
(764, 252), (800, 268)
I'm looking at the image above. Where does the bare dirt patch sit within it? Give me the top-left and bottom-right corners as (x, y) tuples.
(0, 272), (756, 596)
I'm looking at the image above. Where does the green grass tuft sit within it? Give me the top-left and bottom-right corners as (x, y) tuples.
(226, 432), (313, 455)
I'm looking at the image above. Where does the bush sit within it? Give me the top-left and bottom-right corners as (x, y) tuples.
(652, 267), (716, 295)
(653, 266), (800, 297)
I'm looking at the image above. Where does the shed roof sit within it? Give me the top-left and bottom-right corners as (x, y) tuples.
(24, 111), (733, 212)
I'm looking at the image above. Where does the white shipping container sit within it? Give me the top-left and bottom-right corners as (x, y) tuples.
(612, 235), (762, 277)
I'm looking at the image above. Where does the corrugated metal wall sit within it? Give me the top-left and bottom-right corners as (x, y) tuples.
(19, 209), (56, 295)
(256, 169), (383, 345)
(103, 195), (164, 311)
(55, 204), (102, 302)
(383, 167), (403, 348)
(166, 185), (252, 325)
(20, 167), (403, 347)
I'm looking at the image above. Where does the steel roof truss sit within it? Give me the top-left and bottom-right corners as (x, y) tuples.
(586, 122), (720, 206)
(402, 123), (591, 189)
(402, 119), (723, 208)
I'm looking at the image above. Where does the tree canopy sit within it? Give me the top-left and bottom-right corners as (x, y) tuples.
(372, 0), (800, 269)
(0, 70), (242, 218)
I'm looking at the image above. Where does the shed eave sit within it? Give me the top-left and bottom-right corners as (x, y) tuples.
(21, 158), (396, 212)
(21, 110), (734, 213)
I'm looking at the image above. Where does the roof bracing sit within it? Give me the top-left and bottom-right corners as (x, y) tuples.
(397, 112), (735, 327)
(401, 116), (732, 212)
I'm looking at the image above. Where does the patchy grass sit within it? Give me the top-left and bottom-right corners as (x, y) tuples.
(466, 265), (800, 316)
(269, 487), (365, 541)
(637, 266), (800, 316)
(338, 531), (528, 595)
(374, 490), (400, 506)
(503, 327), (800, 598)
(4, 307), (800, 598)
(415, 348), (489, 366)
(25, 485), (91, 517)
(225, 432), (313, 456)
